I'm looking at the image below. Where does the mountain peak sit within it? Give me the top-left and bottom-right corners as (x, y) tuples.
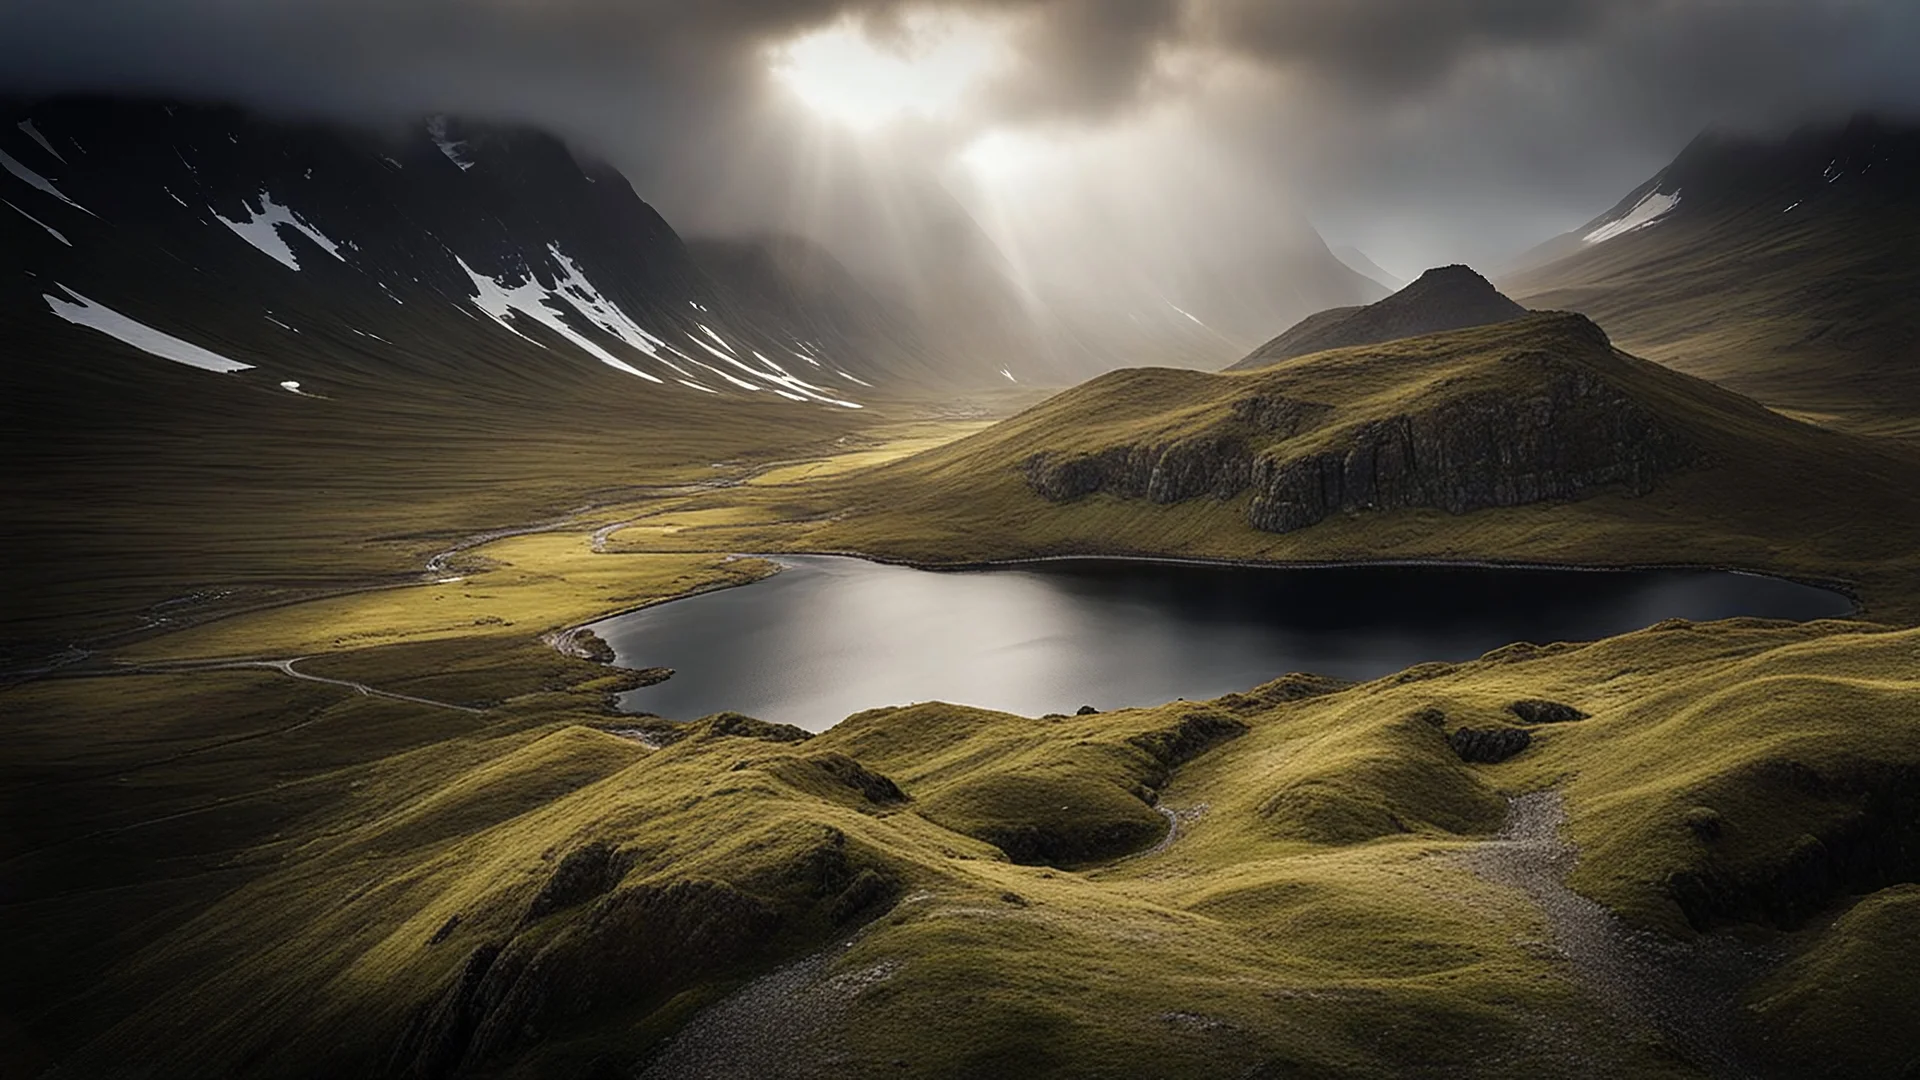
(1408, 263), (1492, 286)
(1229, 263), (1527, 370)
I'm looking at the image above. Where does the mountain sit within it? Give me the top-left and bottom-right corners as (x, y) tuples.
(1225, 264), (1527, 371)
(0, 96), (1000, 409)
(1502, 114), (1920, 436)
(1332, 245), (1403, 291)
(797, 313), (1920, 618)
(686, 233), (953, 386)
(942, 169), (1390, 374)
(1, 96), (970, 640)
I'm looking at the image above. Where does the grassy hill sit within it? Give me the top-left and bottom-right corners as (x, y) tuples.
(12, 603), (1919, 1077)
(754, 313), (1920, 621)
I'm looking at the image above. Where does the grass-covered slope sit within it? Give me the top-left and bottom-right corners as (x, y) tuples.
(14, 617), (1920, 1077)
(1508, 203), (1920, 438)
(1503, 117), (1920, 438)
(769, 312), (1920, 620)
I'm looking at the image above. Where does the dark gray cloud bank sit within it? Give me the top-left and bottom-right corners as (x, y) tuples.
(3, 0), (1917, 278)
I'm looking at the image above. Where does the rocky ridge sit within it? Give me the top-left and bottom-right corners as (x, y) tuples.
(1022, 318), (1696, 534)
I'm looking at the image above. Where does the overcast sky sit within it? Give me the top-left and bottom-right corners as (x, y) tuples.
(4, 0), (1917, 279)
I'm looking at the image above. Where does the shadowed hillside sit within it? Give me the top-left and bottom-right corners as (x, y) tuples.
(1504, 115), (1920, 438)
(1227, 265), (1527, 371)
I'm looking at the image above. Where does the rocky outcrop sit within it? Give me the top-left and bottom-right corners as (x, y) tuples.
(1664, 762), (1920, 931)
(522, 841), (634, 924)
(1507, 699), (1589, 724)
(549, 627), (616, 663)
(1244, 358), (1692, 532)
(1448, 727), (1533, 764)
(396, 829), (900, 1078)
(396, 879), (783, 1078)
(1021, 396), (1331, 505)
(1128, 709), (1251, 774)
(1023, 346), (1695, 535)
(1022, 436), (1256, 505)
(699, 711), (811, 744)
(754, 752), (908, 807)
(1215, 673), (1358, 714)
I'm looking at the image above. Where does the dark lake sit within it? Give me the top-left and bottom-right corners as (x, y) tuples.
(589, 555), (1853, 732)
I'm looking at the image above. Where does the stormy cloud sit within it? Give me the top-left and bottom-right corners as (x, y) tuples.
(3, 0), (1917, 279)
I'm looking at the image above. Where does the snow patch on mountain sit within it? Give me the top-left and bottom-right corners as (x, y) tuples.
(0, 148), (91, 214)
(427, 117), (475, 171)
(1583, 189), (1681, 244)
(216, 192), (346, 271)
(749, 349), (862, 408)
(45, 288), (254, 373)
(684, 333), (764, 386)
(5, 198), (70, 245)
(545, 245), (673, 359)
(16, 119), (66, 163)
(668, 343), (766, 392)
(457, 255), (664, 382)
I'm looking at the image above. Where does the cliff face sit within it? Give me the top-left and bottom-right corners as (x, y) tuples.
(1021, 393), (1332, 506)
(1022, 340), (1696, 533)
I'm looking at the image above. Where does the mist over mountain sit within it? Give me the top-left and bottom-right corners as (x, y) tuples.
(8, 8), (1920, 1080)
(0, 96), (1083, 404)
(1505, 113), (1920, 434)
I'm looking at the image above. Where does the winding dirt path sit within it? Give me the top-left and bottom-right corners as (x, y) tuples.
(1466, 792), (1780, 1079)
(113, 657), (485, 714)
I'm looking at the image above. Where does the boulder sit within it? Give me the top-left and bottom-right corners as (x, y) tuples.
(1507, 699), (1589, 724)
(1447, 727), (1533, 764)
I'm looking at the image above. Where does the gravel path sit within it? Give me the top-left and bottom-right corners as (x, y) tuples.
(1466, 791), (1781, 1079)
(1122, 803), (1209, 863)
(636, 941), (899, 1079)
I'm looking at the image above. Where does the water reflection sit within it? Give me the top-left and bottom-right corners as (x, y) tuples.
(590, 556), (1852, 731)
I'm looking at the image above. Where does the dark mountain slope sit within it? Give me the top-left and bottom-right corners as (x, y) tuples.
(0, 97), (931, 641)
(1227, 265), (1527, 371)
(0, 96), (964, 408)
(1503, 115), (1920, 436)
(687, 233), (952, 388)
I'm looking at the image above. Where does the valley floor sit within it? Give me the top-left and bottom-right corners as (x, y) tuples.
(6, 407), (1920, 1079)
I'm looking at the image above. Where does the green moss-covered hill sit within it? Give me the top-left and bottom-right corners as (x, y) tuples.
(14, 617), (1920, 1077)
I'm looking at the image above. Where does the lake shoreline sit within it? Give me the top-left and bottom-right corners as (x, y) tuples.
(581, 552), (1859, 729)
(563, 548), (1864, 651)
(761, 548), (1864, 617)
